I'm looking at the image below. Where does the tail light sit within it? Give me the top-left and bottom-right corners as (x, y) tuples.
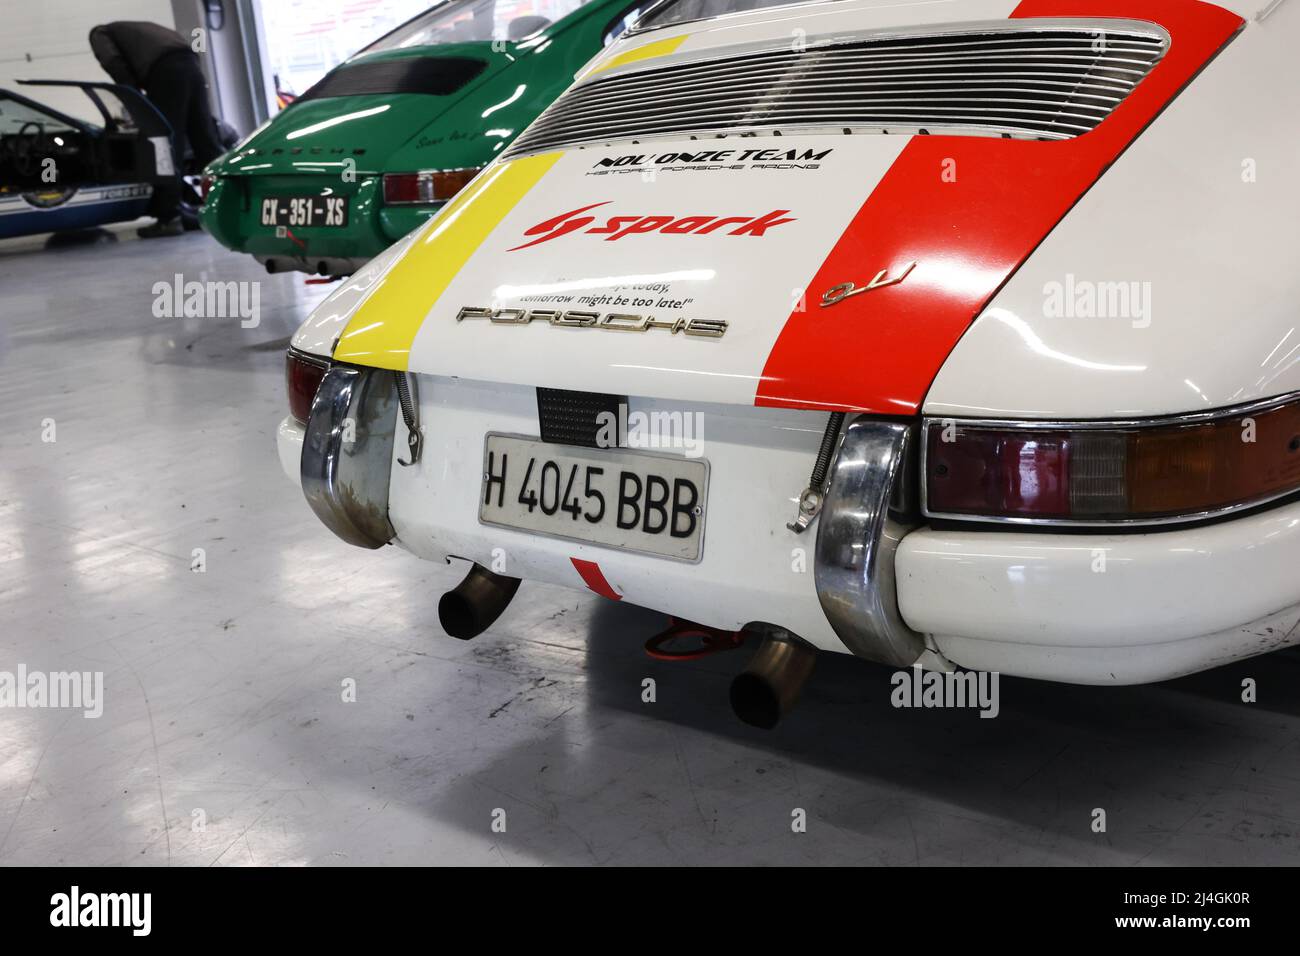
(200, 174), (215, 202)
(286, 349), (329, 425)
(924, 394), (1300, 525)
(382, 167), (481, 205)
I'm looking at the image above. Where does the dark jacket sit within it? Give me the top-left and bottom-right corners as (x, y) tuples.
(88, 21), (191, 89)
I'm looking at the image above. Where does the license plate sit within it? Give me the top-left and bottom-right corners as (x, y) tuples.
(258, 195), (348, 228)
(479, 434), (708, 562)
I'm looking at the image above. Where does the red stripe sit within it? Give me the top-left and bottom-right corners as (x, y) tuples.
(756, 0), (1243, 414)
(571, 557), (622, 600)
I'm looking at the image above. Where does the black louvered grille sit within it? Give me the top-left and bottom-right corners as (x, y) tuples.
(537, 388), (626, 448)
(505, 22), (1168, 156)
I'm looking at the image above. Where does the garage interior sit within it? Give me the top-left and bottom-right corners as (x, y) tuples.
(3, 0), (1300, 868)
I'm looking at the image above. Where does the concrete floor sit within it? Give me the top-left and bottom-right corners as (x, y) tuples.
(2, 223), (1299, 867)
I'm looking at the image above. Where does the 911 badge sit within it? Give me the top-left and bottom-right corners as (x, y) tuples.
(820, 261), (916, 307)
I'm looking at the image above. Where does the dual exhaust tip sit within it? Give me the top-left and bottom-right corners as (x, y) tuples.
(438, 564), (520, 640)
(729, 630), (817, 729)
(438, 564), (816, 729)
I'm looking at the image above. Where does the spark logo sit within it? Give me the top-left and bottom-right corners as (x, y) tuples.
(508, 202), (796, 251)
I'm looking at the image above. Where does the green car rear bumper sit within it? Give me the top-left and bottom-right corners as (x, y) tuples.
(200, 174), (443, 275)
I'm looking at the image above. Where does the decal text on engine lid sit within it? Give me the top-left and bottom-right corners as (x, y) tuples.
(457, 307), (727, 338)
(508, 202), (796, 250)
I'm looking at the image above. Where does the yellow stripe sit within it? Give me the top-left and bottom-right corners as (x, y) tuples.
(333, 152), (563, 369)
(581, 34), (688, 79)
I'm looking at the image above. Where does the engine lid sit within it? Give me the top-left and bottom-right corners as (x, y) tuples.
(331, 0), (1243, 413)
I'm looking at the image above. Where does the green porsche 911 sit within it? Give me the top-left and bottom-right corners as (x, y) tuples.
(199, 0), (646, 275)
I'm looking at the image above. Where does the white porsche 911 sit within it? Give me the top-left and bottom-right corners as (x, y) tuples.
(277, 0), (1299, 727)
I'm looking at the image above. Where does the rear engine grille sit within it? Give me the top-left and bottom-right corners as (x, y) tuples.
(537, 388), (625, 448)
(505, 22), (1168, 157)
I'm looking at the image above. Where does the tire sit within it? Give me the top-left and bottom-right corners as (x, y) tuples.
(179, 176), (203, 231)
(180, 203), (202, 231)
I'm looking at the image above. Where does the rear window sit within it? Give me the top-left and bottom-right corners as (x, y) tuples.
(637, 0), (838, 30)
(296, 57), (487, 102)
(363, 0), (601, 51)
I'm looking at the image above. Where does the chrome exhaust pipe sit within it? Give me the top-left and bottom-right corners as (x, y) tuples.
(438, 564), (521, 640)
(729, 630), (817, 729)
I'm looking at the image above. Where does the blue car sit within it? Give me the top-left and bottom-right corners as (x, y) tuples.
(0, 80), (176, 238)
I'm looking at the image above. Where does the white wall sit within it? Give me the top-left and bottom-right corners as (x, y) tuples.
(0, 0), (176, 121)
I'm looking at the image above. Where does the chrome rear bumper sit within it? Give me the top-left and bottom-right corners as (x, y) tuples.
(814, 417), (926, 667)
(301, 364), (398, 549)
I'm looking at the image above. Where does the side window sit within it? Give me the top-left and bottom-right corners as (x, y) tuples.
(603, 2), (649, 45)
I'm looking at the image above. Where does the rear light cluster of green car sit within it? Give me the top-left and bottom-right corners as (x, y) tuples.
(381, 167), (482, 205)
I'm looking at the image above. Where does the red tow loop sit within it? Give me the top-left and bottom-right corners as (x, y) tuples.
(644, 617), (748, 661)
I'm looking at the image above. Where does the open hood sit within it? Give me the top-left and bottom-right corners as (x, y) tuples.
(328, 0), (1244, 414)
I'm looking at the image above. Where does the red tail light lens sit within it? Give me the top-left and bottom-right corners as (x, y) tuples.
(286, 350), (329, 425)
(382, 168), (481, 205)
(928, 429), (1073, 518)
(200, 174), (215, 202)
(925, 396), (1300, 524)
(382, 172), (428, 205)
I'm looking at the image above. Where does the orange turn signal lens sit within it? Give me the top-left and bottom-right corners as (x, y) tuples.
(924, 395), (1300, 523)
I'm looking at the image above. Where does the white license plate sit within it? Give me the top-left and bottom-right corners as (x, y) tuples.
(258, 195), (348, 228)
(479, 434), (708, 562)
